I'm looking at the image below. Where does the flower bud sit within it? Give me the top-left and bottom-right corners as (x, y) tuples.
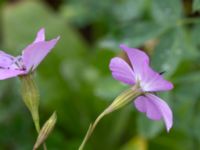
(105, 84), (142, 115)
(20, 74), (40, 132)
(33, 112), (57, 150)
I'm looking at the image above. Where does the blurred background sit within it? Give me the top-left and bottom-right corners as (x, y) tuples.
(0, 0), (200, 149)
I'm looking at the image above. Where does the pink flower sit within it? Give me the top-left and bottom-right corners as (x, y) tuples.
(0, 28), (59, 80)
(109, 44), (174, 131)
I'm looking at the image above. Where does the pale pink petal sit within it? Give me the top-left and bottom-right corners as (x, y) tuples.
(0, 69), (25, 80)
(120, 44), (149, 81)
(139, 63), (173, 92)
(22, 37), (60, 71)
(33, 28), (45, 43)
(120, 44), (173, 92)
(0, 51), (15, 68)
(134, 94), (173, 132)
(134, 95), (146, 113)
(134, 95), (162, 119)
(109, 57), (135, 84)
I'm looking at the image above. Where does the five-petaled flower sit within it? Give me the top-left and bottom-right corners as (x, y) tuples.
(109, 44), (174, 131)
(0, 28), (59, 80)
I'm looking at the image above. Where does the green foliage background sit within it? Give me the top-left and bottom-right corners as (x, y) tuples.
(0, 0), (200, 149)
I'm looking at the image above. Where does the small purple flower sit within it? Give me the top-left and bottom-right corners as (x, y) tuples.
(0, 28), (59, 80)
(109, 44), (174, 131)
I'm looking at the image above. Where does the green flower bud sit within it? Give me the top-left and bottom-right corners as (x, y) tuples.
(105, 84), (142, 114)
(20, 74), (40, 132)
(33, 112), (57, 150)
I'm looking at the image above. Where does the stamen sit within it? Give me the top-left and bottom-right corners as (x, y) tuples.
(11, 56), (26, 70)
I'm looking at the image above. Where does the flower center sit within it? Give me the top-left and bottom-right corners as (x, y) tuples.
(10, 56), (26, 71)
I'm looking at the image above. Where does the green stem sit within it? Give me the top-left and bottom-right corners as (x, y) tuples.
(107, 107), (132, 149)
(20, 74), (47, 150)
(78, 86), (142, 150)
(78, 110), (109, 150)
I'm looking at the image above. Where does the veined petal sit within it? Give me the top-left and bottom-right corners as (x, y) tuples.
(134, 93), (173, 132)
(0, 51), (15, 68)
(33, 28), (45, 43)
(120, 44), (149, 81)
(0, 69), (25, 80)
(109, 57), (135, 85)
(139, 63), (173, 92)
(22, 37), (60, 71)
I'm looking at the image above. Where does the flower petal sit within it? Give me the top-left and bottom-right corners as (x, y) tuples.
(33, 28), (45, 43)
(134, 93), (173, 132)
(134, 95), (162, 119)
(120, 44), (149, 81)
(134, 95), (147, 113)
(22, 37), (60, 71)
(139, 63), (173, 92)
(0, 69), (25, 80)
(0, 51), (15, 68)
(120, 44), (173, 92)
(109, 57), (135, 84)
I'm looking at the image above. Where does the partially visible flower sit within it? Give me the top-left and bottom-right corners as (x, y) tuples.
(0, 28), (59, 80)
(109, 44), (173, 131)
(0, 29), (59, 149)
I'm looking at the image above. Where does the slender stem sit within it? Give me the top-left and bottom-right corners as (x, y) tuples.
(78, 125), (92, 150)
(31, 104), (47, 150)
(32, 107), (47, 150)
(78, 110), (108, 150)
(107, 107), (131, 149)
(20, 75), (47, 150)
(78, 86), (142, 150)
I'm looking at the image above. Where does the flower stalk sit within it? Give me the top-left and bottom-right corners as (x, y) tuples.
(20, 74), (47, 150)
(78, 85), (142, 150)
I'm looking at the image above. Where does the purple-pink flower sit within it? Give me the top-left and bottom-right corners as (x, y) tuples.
(0, 28), (59, 80)
(109, 44), (174, 131)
